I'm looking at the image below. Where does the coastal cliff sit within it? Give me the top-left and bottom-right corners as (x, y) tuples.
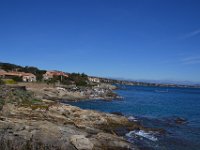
(0, 85), (140, 150)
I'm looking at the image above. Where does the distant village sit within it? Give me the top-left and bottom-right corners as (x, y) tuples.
(0, 62), (199, 88)
(0, 67), (100, 84)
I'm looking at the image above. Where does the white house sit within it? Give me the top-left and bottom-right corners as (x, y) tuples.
(22, 73), (37, 82)
(88, 77), (100, 83)
(0, 70), (36, 82)
(43, 71), (69, 80)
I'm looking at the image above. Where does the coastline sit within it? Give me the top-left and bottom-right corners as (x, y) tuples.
(0, 84), (198, 150)
(1, 83), (198, 149)
(66, 85), (200, 150)
(1, 85), (161, 150)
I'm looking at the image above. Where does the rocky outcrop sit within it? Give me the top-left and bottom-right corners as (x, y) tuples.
(0, 102), (136, 150)
(0, 85), (139, 150)
(21, 83), (120, 101)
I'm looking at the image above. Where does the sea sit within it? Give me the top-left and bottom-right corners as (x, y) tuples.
(65, 85), (200, 150)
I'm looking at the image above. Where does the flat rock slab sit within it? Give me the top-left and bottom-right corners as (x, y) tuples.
(70, 135), (94, 150)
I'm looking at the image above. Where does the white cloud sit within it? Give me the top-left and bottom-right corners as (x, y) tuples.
(181, 29), (200, 39)
(181, 56), (200, 65)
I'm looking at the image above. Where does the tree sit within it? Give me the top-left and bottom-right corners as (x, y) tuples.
(11, 76), (23, 82)
(45, 73), (89, 86)
(19, 66), (38, 74)
(35, 70), (46, 81)
(46, 75), (61, 84)
(0, 62), (23, 71)
(67, 73), (88, 86)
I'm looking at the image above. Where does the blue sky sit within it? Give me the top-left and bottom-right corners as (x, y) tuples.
(0, 0), (200, 82)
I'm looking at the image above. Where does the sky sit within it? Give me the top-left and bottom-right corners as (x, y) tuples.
(0, 0), (200, 82)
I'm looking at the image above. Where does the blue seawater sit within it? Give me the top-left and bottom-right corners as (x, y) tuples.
(65, 85), (200, 150)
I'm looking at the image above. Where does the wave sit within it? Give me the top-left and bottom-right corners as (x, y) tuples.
(126, 130), (158, 142)
(128, 116), (138, 122)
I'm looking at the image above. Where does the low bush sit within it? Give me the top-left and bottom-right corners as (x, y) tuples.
(11, 76), (23, 82)
(3, 79), (17, 84)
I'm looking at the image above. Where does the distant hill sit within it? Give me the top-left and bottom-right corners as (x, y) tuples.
(0, 62), (23, 71)
(97, 77), (200, 88)
(133, 79), (200, 86)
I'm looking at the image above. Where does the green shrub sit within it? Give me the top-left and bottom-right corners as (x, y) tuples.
(68, 73), (89, 86)
(11, 76), (23, 82)
(44, 72), (89, 86)
(4, 79), (17, 84)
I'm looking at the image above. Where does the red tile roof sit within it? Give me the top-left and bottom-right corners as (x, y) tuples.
(44, 71), (68, 77)
(0, 71), (36, 77)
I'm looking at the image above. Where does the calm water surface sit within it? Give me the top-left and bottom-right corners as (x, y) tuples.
(66, 85), (200, 150)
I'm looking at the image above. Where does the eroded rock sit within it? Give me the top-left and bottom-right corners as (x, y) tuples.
(70, 135), (94, 150)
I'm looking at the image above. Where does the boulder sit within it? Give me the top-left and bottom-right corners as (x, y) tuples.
(70, 135), (94, 150)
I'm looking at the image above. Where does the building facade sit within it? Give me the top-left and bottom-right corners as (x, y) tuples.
(88, 77), (100, 83)
(0, 70), (36, 82)
(43, 71), (69, 80)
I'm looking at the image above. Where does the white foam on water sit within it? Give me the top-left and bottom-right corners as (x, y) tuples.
(128, 116), (138, 122)
(126, 130), (135, 137)
(126, 130), (158, 142)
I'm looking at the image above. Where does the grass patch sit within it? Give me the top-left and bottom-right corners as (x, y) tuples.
(3, 79), (17, 84)
(30, 99), (42, 104)
(0, 86), (43, 109)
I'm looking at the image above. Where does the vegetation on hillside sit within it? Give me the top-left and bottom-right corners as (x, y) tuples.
(10, 76), (23, 82)
(0, 62), (90, 86)
(68, 73), (88, 86)
(0, 62), (23, 71)
(0, 86), (43, 110)
(46, 73), (89, 86)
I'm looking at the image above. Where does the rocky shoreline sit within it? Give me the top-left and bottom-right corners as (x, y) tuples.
(0, 85), (133, 149)
(18, 83), (121, 101)
(0, 85), (165, 150)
